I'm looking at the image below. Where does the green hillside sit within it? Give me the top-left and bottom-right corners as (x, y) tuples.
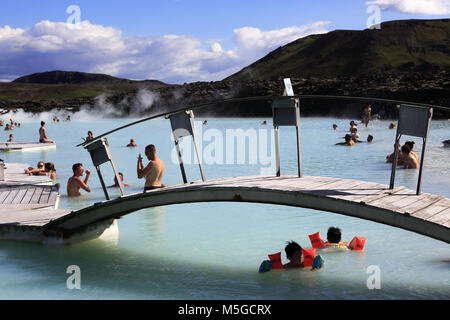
(226, 19), (450, 81)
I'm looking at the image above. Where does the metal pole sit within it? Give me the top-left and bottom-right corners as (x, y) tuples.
(109, 160), (125, 196)
(274, 126), (280, 177)
(295, 99), (303, 178)
(175, 138), (188, 184)
(389, 134), (401, 190)
(96, 165), (110, 200)
(416, 137), (427, 195)
(190, 113), (206, 182)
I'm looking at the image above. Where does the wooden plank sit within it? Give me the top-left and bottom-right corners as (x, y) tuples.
(3, 189), (19, 204)
(30, 187), (44, 204)
(47, 188), (59, 206)
(427, 208), (450, 226)
(0, 190), (11, 203)
(366, 189), (417, 209)
(397, 195), (444, 214)
(11, 188), (27, 204)
(412, 200), (450, 220)
(328, 181), (387, 200)
(350, 186), (406, 204)
(38, 187), (51, 204)
(20, 188), (37, 204)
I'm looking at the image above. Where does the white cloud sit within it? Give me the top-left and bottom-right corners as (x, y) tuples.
(366, 0), (450, 14)
(0, 20), (330, 83)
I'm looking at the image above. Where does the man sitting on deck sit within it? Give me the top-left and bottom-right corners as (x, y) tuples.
(67, 163), (91, 197)
(137, 144), (165, 191)
(39, 121), (54, 143)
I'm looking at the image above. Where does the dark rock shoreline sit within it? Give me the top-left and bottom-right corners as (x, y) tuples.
(1, 70), (449, 119)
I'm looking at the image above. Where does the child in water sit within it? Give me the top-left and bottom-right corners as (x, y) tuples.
(323, 227), (349, 249)
(283, 241), (304, 269)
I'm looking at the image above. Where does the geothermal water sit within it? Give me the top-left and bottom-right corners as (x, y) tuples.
(0, 114), (449, 299)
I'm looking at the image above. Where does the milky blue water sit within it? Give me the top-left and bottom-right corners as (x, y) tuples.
(0, 114), (449, 299)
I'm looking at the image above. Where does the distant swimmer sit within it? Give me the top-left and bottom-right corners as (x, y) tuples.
(85, 131), (94, 142)
(39, 121), (54, 143)
(283, 241), (304, 269)
(333, 124), (338, 130)
(349, 121), (357, 131)
(262, 121), (268, 125)
(336, 134), (355, 146)
(389, 123), (396, 130)
(7, 134), (13, 142)
(361, 105), (372, 127)
(108, 172), (129, 188)
(401, 145), (419, 169)
(203, 120), (208, 125)
(67, 163), (91, 197)
(443, 139), (450, 148)
(137, 144), (165, 191)
(66, 115), (71, 122)
(350, 127), (362, 143)
(4, 124), (12, 131)
(367, 134), (373, 143)
(127, 139), (137, 147)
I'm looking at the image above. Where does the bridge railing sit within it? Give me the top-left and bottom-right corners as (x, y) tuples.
(78, 78), (449, 199)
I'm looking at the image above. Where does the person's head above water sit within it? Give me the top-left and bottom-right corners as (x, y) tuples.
(41, 121), (45, 127)
(145, 144), (156, 160)
(405, 141), (415, 151)
(344, 134), (352, 142)
(72, 163), (84, 176)
(285, 240), (302, 262)
(367, 134), (373, 142)
(45, 162), (56, 172)
(333, 124), (338, 130)
(401, 144), (411, 155)
(327, 227), (342, 243)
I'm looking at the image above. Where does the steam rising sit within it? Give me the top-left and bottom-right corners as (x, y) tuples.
(0, 89), (159, 122)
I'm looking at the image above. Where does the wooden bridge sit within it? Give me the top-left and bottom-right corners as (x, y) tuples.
(0, 175), (449, 245)
(0, 92), (449, 245)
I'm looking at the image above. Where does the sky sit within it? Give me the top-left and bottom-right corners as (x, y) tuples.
(0, 0), (449, 83)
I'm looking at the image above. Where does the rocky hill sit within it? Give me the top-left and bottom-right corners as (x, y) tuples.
(226, 19), (450, 81)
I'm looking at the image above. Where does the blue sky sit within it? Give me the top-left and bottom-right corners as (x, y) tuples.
(0, 0), (449, 82)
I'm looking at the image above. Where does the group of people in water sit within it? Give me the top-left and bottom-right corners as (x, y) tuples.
(281, 227), (346, 269)
(334, 120), (373, 146)
(386, 140), (420, 169)
(1, 119), (22, 132)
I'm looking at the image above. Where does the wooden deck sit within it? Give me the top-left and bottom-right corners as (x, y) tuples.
(2, 175), (446, 245)
(0, 142), (56, 152)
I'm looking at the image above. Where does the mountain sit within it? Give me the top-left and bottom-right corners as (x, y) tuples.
(12, 70), (167, 86)
(226, 19), (450, 81)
